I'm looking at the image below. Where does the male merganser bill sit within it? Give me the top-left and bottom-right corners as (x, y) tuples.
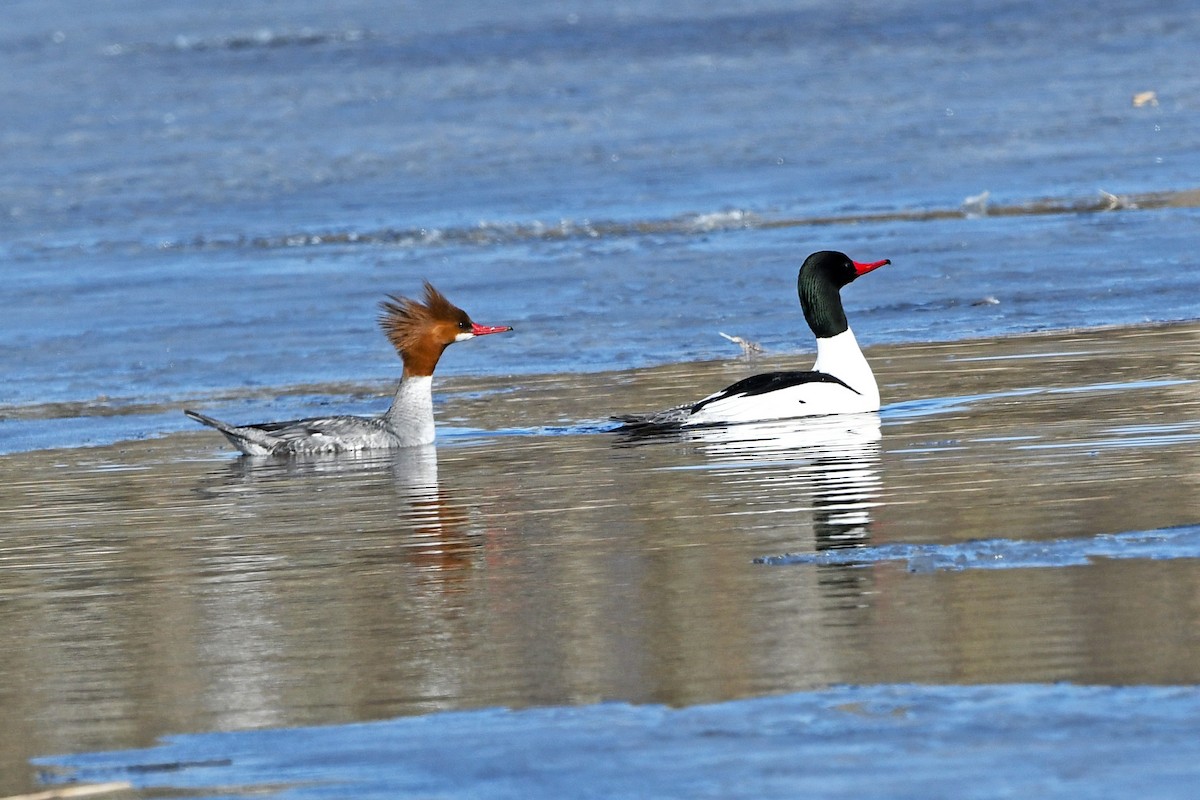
(185, 282), (512, 455)
(614, 250), (890, 431)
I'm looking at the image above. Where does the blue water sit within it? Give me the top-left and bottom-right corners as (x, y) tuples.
(9, 1), (1200, 797)
(37, 684), (1200, 799)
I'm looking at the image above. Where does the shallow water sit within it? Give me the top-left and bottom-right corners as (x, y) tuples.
(5, 0), (1200, 796)
(9, 322), (1200, 795)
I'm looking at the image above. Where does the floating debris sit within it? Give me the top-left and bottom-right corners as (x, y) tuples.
(1132, 90), (1159, 108)
(1099, 189), (1137, 210)
(718, 331), (763, 356)
(962, 190), (990, 217)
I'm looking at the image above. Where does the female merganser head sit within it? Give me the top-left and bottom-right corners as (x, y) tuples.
(381, 282), (513, 378)
(613, 250), (891, 432)
(185, 282), (512, 456)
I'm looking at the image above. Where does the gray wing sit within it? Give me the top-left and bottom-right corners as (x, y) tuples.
(252, 415), (391, 453)
(186, 409), (388, 455)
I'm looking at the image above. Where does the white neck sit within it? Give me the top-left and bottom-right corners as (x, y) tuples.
(383, 375), (435, 446)
(813, 328), (879, 407)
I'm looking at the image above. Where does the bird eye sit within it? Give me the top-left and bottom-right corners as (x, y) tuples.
(458, 320), (470, 330)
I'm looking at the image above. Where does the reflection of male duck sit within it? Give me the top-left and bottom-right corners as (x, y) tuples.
(678, 414), (883, 553)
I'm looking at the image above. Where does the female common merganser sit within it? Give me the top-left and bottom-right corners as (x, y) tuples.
(614, 250), (890, 431)
(185, 282), (512, 455)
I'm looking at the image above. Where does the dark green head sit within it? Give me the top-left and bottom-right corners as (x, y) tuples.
(797, 251), (890, 338)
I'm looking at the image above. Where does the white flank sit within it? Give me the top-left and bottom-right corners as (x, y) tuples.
(684, 328), (879, 425)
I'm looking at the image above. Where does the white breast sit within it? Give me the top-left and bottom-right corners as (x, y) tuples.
(812, 329), (879, 409)
(383, 375), (436, 446)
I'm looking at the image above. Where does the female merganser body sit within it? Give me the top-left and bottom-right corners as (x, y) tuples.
(185, 283), (511, 455)
(614, 251), (890, 431)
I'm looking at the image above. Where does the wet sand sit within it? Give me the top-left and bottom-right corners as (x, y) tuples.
(5, 322), (1200, 795)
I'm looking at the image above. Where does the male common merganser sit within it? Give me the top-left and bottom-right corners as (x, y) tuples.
(185, 282), (512, 455)
(614, 250), (890, 431)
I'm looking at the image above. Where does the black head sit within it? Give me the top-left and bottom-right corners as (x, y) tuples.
(797, 251), (890, 339)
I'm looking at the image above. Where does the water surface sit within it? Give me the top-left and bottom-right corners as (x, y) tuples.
(8, 323), (1200, 795)
(5, 0), (1200, 796)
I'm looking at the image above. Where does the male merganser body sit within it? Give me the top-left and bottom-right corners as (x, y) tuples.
(185, 283), (511, 455)
(614, 251), (890, 431)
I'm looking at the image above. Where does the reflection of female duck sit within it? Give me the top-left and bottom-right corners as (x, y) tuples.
(388, 446), (478, 575)
(205, 445), (479, 576)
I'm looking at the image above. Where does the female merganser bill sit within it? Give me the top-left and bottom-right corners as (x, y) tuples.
(185, 282), (512, 455)
(614, 250), (890, 431)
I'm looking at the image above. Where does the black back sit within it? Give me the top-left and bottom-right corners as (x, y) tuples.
(690, 370), (859, 413)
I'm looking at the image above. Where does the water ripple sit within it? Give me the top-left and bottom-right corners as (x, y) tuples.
(13, 188), (1199, 259)
(756, 524), (1200, 571)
